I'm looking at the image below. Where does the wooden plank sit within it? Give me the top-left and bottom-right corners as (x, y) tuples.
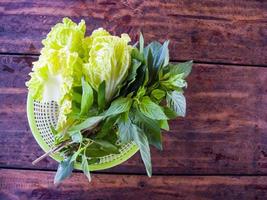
(1, 169), (267, 200)
(0, 0), (267, 65)
(1, 55), (267, 174)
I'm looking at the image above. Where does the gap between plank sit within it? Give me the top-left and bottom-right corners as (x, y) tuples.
(2, 166), (267, 177)
(0, 52), (266, 68)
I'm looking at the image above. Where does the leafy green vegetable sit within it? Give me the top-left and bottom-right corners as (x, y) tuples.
(81, 154), (91, 182)
(83, 28), (132, 101)
(94, 139), (120, 154)
(118, 116), (152, 176)
(169, 61), (193, 78)
(138, 96), (167, 120)
(117, 118), (135, 143)
(54, 156), (74, 184)
(105, 97), (132, 116)
(139, 32), (144, 54)
(133, 110), (162, 150)
(70, 131), (83, 143)
(80, 78), (94, 116)
(26, 25), (192, 184)
(26, 18), (87, 131)
(158, 120), (169, 131)
(166, 91), (186, 117)
(132, 125), (152, 177)
(151, 89), (166, 101)
(98, 81), (106, 111)
(95, 116), (118, 139)
(69, 116), (104, 132)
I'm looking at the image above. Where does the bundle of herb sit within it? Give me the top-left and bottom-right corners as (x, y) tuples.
(26, 18), (192, 184)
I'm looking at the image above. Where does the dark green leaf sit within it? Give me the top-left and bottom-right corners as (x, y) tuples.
(163, 107), (177, 119)
(95, 116), (118, 139)
(82, 154), (91, 182)
(134, 110), (162, 150)
(132, 125), (152, 177)
(166, 91), (186, 117)
(160, 73), (187, 90)
(70, 131), (82, 143)
(105, 97), (132, 116)
(69, 116), (104, 132)
(151, 89), (166, 100)
(117, 118), (135, 143)
(80, 78), (94, 115)
(139, 96), (167, 120)
(73, 92), (82, 103)
(54, 157), (74, 184)
(131, 48), (143, 61)
(154, 40), (169, 68)
(169, 61), (193, 78)
(158, 119), (169, 131)
(98, 81), (106, 111)
(86, 143), (112, 157)
(127, 59), (142, 83)
(144, 41), (161, 59)
(94, 139), (120, 154)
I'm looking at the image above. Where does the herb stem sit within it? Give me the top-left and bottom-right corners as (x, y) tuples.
(32, 141), (73, 165)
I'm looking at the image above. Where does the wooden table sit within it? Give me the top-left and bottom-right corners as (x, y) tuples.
(0, 1), (267, 199)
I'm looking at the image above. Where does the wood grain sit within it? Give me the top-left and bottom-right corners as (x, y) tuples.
(0, 0), (267, 65)
(0, 55), (267, 174)
(1, 169), (267, 200)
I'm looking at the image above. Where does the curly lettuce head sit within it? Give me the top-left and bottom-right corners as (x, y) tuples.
(83, 28), (132, 101)
(26, 18), (85, 130)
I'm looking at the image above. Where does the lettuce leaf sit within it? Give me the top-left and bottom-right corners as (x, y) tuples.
(26, 18), (86, 130)
(83, 28), (132, 101)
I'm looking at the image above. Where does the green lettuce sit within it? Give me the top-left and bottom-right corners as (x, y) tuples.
(83, 28), (132, 102)
(26, 18), (86, 130)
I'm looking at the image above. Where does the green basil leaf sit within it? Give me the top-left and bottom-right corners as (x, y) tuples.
(117, 118), (135, 143)
(154, 40), (169, 68)
(134, 110), (162, 150)
(158, 119), (169, 131)
(54, 157), (74, 184)
(160, 73), (187, 90)
(70, 150), (82, 163)
(105, 97), (132, 116)
(80, 78), (94, 115)
(132, 125), (152, 177)
(98, 81), (106, 111)
(131, 48), (143, 61)
(127, 59), (142, 83)
(94, 139), (120, 154)
(139, 96), (167, 120)
(163, 107), (178, 119)
(144, 41), (161, 59)
(82, 155), (91, 182)
(166, 91), (186, 117)
(139, 32), (144, 54)
(169, 61), (193, 78)
(151, 89), (166, 100)
(95, 116), (118, 139)
(69, 116), (104, 132)
(70, 131), (82, 143)
(85, 143), (111, 157)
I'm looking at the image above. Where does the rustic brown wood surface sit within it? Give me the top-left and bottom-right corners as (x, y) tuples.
(0, 0), (267, 65)
(0, 0), (267, 199)
(1, 169), (267, 200)
(0, 55), (267, 175)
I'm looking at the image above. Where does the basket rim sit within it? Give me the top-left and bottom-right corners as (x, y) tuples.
(27, 92), (139, 171)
